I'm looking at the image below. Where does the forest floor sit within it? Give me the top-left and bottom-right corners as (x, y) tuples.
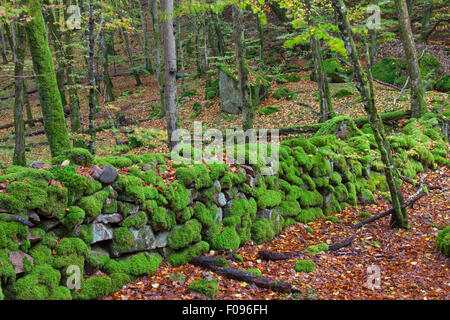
(101, 165), (449, 300)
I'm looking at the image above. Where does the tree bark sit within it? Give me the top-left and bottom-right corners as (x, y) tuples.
(12, 21), (26, 166)
(420, 0), (433, 43)
(394, 0), (426, 118)
(101, 31), (115, 102)
(149, 0), (164, 113)
(232, 3), (252, 130)
(138, 0), (153, 74)
(331, 0), (408, 229)
(87, 0), (97, 154)
(0, 26), (8, 64)
(24, 0), (72, 157)
(122, 27), (142, 87)
(161, 0), (179, 151)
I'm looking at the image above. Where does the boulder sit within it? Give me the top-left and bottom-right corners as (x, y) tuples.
(92, 223), (114, 244)
(94, 213), (123, 225)
(8, 251), (33, 274)
(99, 165), (118, 184)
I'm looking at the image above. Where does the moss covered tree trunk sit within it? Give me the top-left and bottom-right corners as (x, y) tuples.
(0, 26), (8, 64)
(176, 14), (185, 94)
(138, 0), (153, 74)
(420, 0), (433, 44)
(149, 0), (164, 114)
(161, 0), (179, 151)
(12, 21), (26, 166)
(87, 0), (97, 154)
(122, 27), (142, 87)
(101, 31), (115, 103)
(394, 0), (426, 118)
(232, 3), (252, 130)
(24, 0), (71, 157)
(331, 0), (408, 229)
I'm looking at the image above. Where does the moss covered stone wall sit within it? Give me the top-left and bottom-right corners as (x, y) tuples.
(0, 113), (448, 300)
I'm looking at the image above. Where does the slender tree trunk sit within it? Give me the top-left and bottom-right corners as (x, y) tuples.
(420, 0), (433, 43)
(212, 11), (225, 57)
(11, 21), (26, 166)
(88, 1), (97, 154)
(138, 0), (153, 74)
(65, 21), (81, 132)
(149, 0), (164, 113)
(331, 0), (408, 229)
(256, 15), (264, 65)
(194, 14), (204, 75)
(24, 0), (71, 157)
(122, 27), (142, 87)
(232, 3), (252, 130)
(161, 0), (179, 151)
(394, 0), (426, 118)
(101, 31), (115, 102)
(369, 0), (378, 67)
(0, 26), (8, 64)
(176, 14), (185, 94)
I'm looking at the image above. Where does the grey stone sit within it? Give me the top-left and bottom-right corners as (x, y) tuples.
(213, 180), (221, 192)
(8, 251), (33, 274)
(256, 208), (273, 220)
(249, 176), (256, 188)
(110, 226), (156, 257)
(215, 207), (223, 222)
(154, 231), (169, 248)
(92, 223), (114, 244)
(29, 161), (46, 169)
(25, 210), (40, 224)
(94, 213), (123, 225)
(142, 164), (153, 172)
(236, 192), (248, 201)
(88, 165), (103, 180)
(39, 218), (60, 232)
(219, 70), (242, 114)
(99, 165), (118, 184)
(215, 192), (227, 207)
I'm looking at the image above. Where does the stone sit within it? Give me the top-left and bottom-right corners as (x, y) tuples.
(213, 180), (221, 193)
(236, 192), (248, 201)
(110, 226), (156, 257)
(39, 218), (60, 232)
(256, 208), (273, 220)
(154, 231), (169, 248)
(92, 223), (114, 244)
(142, 164), (153, 172)
(29, 161), (49, 170)
(215, 207), (223, 222)
(99, 165), (118, 184)
(8, 251), (33, 274)
(94, 213), (123, 225)
(215, 192), (227, 207)
(25, 210), (40, 224)
(219, 70), (242, 114)
(88, 165), (103, 180)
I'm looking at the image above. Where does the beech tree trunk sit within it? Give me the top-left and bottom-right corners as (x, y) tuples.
(420, 0), (433, 43)
(0, 26), (7, 64)
(232, 3), (252, 130)
(138, 0), (153, 74)
(12, 21), (26, 166)
(149, 0), (164, 113)
(394, 0), (426, 118)
(331, 0), (408, 229)
(122, 27), (142, 87)
(161, 0), (179, 151)
(25, 0), (71, 157)
(87, 1), (97, 154)
(101, 31), (115, 103)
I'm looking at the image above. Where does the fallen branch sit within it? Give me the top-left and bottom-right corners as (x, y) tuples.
(293, 101), (321, 116)
(190, 256), (301, 293)
(352, 185), (442, 229)
(0, 213), (35, 227)
(258, 236), (353, 261)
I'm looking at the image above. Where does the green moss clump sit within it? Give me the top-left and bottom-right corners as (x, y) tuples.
(294, 260), (315, 273)
(52, 148), (94, 166)
(120, 253), (163, 277)
(111, 227), (135, 254)
(0, 248), (16, 284)
(304, 243), (328, 256)
(53, 238), (90, 275)
(324, 216), (340, 224)
(75, 276), (112, 300)
(210, 226), (240, 251)
(255, 189), (282, 209)
(434, 75), (450, 93)
(175, 164), (213, 189)
(0, 193), (24, 215)
(110, 272), (131, 292)
(5, 181), (47, 210)
(41, 184), (69, 220)
(279, 201), (301, 217)
(296, 208), (323, 223)
(14, 264), (61, 300)
(149, 206), (176, 231)
(168, 219), (202, 250)
(168, 241), (210, 267)
(436, 226), (450, 257)
(0, 221), (29, 251)
(359, 188), (375, 205)
(30, 244), (53, 265)
(315, 116), (363, 141)
(298, 190), (323, 208)
(245, 268), (262, 277)
(258, 105), (279, 116)
(78, 189), (110, 219)
(188, 278), (218, 298)
(103, 198), (118, 214)
(105, 156), (133, 168)
(162, 182), (190, 212)
(251, 219), (275, 245)
(329, 172), (342, 186)
(122, 211), (148, 229)
(193, 202), (218, 228)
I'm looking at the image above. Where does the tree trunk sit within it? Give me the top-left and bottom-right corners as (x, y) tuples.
(12, 21), (26, 166)
(0, 26), (8, 64)
(232, 3), (252, 130)
(420, 0), (433, 43)
(176, 14), (185, 94)
(394, 0), (426, 118)
(331, 0), (408, 229)
(149, 0), (164, 113)
(101, 31), (115, 102)
(194, 14), (204, 75)
(161, 0), (179, 151)
(138, 0), (153, 74)
(122, 27), (142, 87)
(87, 1), (97, 154)
(25, 0), (71, 157)
(256, 15), (264, 65)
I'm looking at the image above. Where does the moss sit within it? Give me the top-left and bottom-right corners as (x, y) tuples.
(304, 243), (328, 256)
(208, 163), (230, 180)
(103, 198), (118, 214)
(110, 272), (131, 292)
(294, 260), (315, 273)
(41, 184), (69, 220)
(0, 193), (24, 215)
(324, 216), (340, 224)
(122, 211), (148, 229)
(188, 278), (218, 298)
(316, 116), (363, 140)
(436, 226), (450, 257)
(255, 189), (282, 209)
(258, 105), (279, 116)
(30, 244), (53, 265)
(175, 164), (213, 189)
(296, 208), (322, 223)
(251, 219), (275, 245)
(120, 253), (163, 277)
(310, 154), (332, 177)
(0, 221), (29, 251)
(80, 224), (93, 244)
(14, 264), (61, 300)
(278, 201), (301, 217)
(168, 241), (210, 267)
(0, 225), (6, 249)
(149, 206), (176, 231)
(5, 181), (47, 210)
(176, 207), (194, 224)
(245, 268), (262, 277)
(329, 172), (342, 186)
(305, 226), (314, 233)
(168, 219), (202, 250)
(52, 148), (94, 166)
(298, 189), (323, 208)
(359, 188), (375, 205)
(111, 227), (134, 254)
(358, 211), (372, 218)
(78, 189), (110, 219)
(434, 75), (450, 93)
(162, 182), (190, 212)
(333, 88), (353, 99)
(211, 226), (240, 251)
(105, 156), (133, 168)
(49, 286), (72, 300)
(0, 284), (3, 300)
(76, 276), (112, 300)
(0, 249), (16, 284)
(193, 202), (218, 228)
(42, 231), (58, 248)
(216, 257), (229, 268)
